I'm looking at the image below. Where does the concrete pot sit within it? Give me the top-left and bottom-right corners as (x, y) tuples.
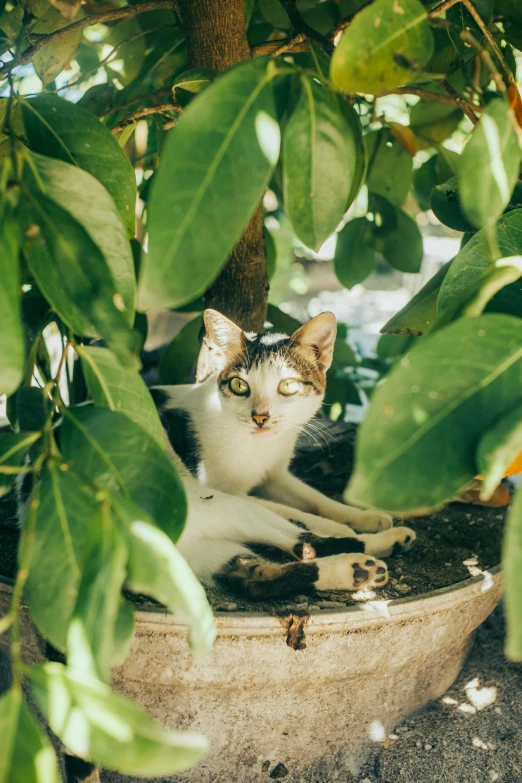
(0, 569), (502, 782)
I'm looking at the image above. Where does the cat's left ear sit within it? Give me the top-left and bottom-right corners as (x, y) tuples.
(292, 312), (337, 371)
(204, 309), (244, 359)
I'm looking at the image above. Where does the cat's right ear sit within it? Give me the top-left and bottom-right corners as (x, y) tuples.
(203, 310), (244, 362)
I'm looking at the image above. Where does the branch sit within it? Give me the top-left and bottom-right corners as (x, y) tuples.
(427, 0), (462, 19)
(439, 78), (479, 124)
(99, 88), (172, 117)
(278, 0), (334, 56)
(376, 85), (483, 113)
(0, 0), (177, 79)
(251, 33), (309, 57)
(110, 103), (182, 134)
(460, 0), (516, 87)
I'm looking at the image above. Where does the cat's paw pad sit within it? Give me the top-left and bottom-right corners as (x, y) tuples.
(390, 527), (416, 555)
(352, 556), (389, 590)
(316, 554), (388, 591)
(355, 510), (393, 533)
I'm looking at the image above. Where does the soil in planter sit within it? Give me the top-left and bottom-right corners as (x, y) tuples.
(0, 422), (507, 613)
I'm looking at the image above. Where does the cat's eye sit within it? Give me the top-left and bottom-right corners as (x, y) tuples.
(279, 379), (301, 396)
(229, 377), (250, 395)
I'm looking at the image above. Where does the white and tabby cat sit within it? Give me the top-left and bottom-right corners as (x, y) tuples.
(151, 310), (415, 599)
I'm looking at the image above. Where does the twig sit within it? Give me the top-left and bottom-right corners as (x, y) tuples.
(51, 24), (174, 93)
(110, 103), (182, 134)
(439, 78), (479, 124)
(0, 0), (177, 79)
(427, 0), (462, 18)
(99, 88), (172, 117)
(252, 33), (308, 57)
(460, 0), (516, 86)
(278, 0), (334, 56)
(460, 29), (506, 91)
(376, 85), (483, 113)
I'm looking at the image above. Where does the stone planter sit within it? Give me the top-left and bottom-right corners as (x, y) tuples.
(0, 568), (503, 782)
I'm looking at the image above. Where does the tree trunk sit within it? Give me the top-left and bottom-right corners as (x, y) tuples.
(177, 0), (269, 346)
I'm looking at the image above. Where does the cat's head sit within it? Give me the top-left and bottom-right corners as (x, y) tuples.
(204, 309), (336, 437)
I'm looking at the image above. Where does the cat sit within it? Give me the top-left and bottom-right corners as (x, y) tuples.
(151, 309), (416, 600)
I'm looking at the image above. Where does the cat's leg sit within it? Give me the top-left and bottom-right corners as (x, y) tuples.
(218, 548), (389, 599)
(262, 471), (393, 533)
(249, 497), (415, 557)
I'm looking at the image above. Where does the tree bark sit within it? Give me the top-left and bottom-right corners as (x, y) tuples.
(176, 0), (269, 341)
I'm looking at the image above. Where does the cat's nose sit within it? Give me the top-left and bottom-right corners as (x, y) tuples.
(252, 412), (270, 428)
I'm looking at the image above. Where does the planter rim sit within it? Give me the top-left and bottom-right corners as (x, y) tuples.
(0, 565), (502, 638)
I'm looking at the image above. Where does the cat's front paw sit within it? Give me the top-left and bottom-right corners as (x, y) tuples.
(316, 554), (388, 591)
(363, 526), (416, 558)
(350, 509), (393, 533)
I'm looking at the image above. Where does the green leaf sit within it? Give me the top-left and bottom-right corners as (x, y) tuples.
(28, 663), (208, 776)
(504, 485), (522, 660)
(376, 333), (415, 360)
(334, 217), (376, 288)
(126, 513), (216, 658)
(0, 688), (60, 783)
(370, 194), (423, 273)
(381, 260), (452, 335)
(477, 402), (522, 501)
(24, 465), (100, 650)
(26, 150), (136, 319)
(412, 149), (459, 210)
(158, 316), (203, 385)
(67, 506), (129, 682)
(430, 176), (477, 232)
(173, 68), (216, 94)
(61, 407), (186, 542)
(365, 129), (413, 206)
(80, 345), (164, 447)
(20, 187), (139, 368)
(32, 7), (83, 85)
(438, 209), (522, 318)
(340, 100), (367, 210)
(105, 19), (146, 87)
(346, 314), (522, 512)
(22, 95), (136, 236)
(323, 373), (361, 420)
(138, 57), (280, 311)
(330, 0), (434, 93)
(0, 431), (40, 499)
(17, 387), (51, 432)
(459, 98), (522, 232)
(282, 76), (360, 251)
(0, 197), (24, 396)
(265, 303), (302, 334)
(410, 100), (462, 145)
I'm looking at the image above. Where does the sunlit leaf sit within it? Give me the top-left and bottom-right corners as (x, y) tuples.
(459, 98), (522, 232)
(28, 663), (208, 776)
(330, 0), (434, 93)
(22, 95), (136, 236)
(504, 485), (522, 660)
(60, 407), (186, 542)
(80, 345), (164, 447)
(125, 511), (216, 657)
(24, 465), (100, 650)
(438, 209), (522, 318)
(32, 7), (83, 85)
(477, 402), (522, 502)
(347, 314), (522, 512)
(0, 196), (24, 396)
(138, 57), (280, 311)
(0, 688), (60, 783)
(283, 76), (361, 250)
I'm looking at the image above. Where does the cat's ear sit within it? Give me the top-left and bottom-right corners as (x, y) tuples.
(292, 312), (337, 371)
(204, 309), (244, 359)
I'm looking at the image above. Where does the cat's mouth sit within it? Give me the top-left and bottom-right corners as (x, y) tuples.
(251, 425), (277, 436)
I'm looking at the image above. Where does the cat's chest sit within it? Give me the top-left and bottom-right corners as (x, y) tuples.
(198, 427), (285, 494)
